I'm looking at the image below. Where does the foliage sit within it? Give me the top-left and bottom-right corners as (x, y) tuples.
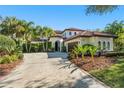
(0, 53), (23, 64)
(0, 55), (11, 64)
(62, 45), (66, 52)
(89, 45), (97, 62)
(0, 34), (16, 54)
(90, 58), (124, 87)
(73, 45), (81, 59)
(17, 53), (24, 59)
(22, 42), (52, 53)
(70, 44), (98, 62)
(0, 16), (55, 53)
(10, 55), (18, 62)
(68, 51), (76, 60)
(85, 5), (118, 15)
(41, 27), (55, 51)
(78, 45), (88, 60)
(104, 20), (124, 51)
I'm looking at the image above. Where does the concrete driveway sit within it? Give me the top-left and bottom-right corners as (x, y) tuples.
(0, 52), (107, 88)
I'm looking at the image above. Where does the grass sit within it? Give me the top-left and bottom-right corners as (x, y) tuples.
(90, 57), (124, 88)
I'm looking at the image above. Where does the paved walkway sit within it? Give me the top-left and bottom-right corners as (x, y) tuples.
(0, 52), (107, 88)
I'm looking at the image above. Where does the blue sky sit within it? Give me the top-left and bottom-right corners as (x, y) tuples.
(0, 5), (123, 30)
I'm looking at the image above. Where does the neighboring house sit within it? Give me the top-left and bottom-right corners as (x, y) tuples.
(49, 28), (116, 52)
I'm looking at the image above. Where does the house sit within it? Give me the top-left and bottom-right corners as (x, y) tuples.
(49, 28), (116, 52)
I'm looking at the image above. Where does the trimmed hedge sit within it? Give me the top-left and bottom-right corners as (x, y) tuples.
(105, 52), (124, 57)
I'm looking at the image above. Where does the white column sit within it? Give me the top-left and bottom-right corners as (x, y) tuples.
(66, 43), (68, 52)
(60, 42), (62, 52)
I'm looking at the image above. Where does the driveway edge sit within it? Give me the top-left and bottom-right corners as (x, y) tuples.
(80, 68), (110, 88)
(67, 59), (110, 88)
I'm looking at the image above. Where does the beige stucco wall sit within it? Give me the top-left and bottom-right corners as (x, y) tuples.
(49, 37), (63, 51)
(93, 37), (113, 51)
(64, 36), (113, 52)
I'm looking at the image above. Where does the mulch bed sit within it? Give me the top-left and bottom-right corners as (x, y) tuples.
(71, 56), (116, 72)
(0, 60), (23, 80)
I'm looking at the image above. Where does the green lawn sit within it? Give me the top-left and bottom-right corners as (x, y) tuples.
(90, 57), (124, 88)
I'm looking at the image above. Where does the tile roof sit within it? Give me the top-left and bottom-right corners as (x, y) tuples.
(64, 30), (117, 42)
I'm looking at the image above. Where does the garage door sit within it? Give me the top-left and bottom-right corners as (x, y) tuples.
(68, 42), (78, 52)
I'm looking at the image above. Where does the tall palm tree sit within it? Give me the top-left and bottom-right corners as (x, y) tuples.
(22, 21), (34, 52)
(0, 16), (19, 37)
(41, 26), (55, 51)
(35, 25), (46, 52)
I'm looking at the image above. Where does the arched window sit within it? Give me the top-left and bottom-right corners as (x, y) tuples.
(74, 32), (76, 35)
(107, 42), (110, 50)
(69, 32), (72, 35)
(98, 41), (101, 50)
(103, 41), (106, 50)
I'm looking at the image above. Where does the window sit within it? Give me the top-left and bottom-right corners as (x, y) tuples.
(103, 41), (106, 50)
(64, 33), (66, 37)
(74, 32), (76, 35)
(107, 42), (110, 50)
(69, 32), (72, 35)
(98, 41), (101, 50)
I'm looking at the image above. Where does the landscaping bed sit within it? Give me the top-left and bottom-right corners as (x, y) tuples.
(71, 56), (124, 87)
(71, 56), (116, 72)
(0, 34), (24, 80)
(90, 57), (124, 88)
(0, 59), (23, 80)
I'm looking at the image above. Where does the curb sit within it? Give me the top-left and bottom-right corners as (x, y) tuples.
(67, 60), (110, 88)
(79, 68), (110, 88)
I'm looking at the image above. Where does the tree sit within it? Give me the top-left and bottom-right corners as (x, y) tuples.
(85, 5), (118, 15)
(34, 25), (46, 52)
(41, 27), (55, 51)
(22, 21), (34, 52)
(104, 20), (124, 51)
(78, 45), (88, 61)
(73, 45), (80, 59)
(0, 16), (19, 37)
(89, 46), (97, 63)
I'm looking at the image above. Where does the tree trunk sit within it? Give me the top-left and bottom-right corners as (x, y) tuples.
(28, 42), (32, 53)
(91, 55), (94, 66)
(25, 42), (28, 53)
(82, 54), (85, 61)
(42, 42), (45, 52)
(46, 41), (48, 51)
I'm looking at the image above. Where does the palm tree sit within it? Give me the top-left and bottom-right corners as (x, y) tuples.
(89, 46), (97, 63)
(73, 45), (80, 59)
(79, 45), (88, 61)
(0, 16), (19, 37)
(41, 27), (55, 51)
(35, 25), (46, 52)
(22, 21), (34, 52)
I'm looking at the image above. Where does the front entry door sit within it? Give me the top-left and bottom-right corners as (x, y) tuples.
(55, 41), (60, 51)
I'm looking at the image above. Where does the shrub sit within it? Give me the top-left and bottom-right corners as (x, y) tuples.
(105, 52), (124, 57)
(10, 55), (18, 62)
(62, 46), (66, 52)
(0, 34), (16, 54)
(0, 55), (11, 64)
(68, 51), (76, 60)
(17, 53), (24, 59)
